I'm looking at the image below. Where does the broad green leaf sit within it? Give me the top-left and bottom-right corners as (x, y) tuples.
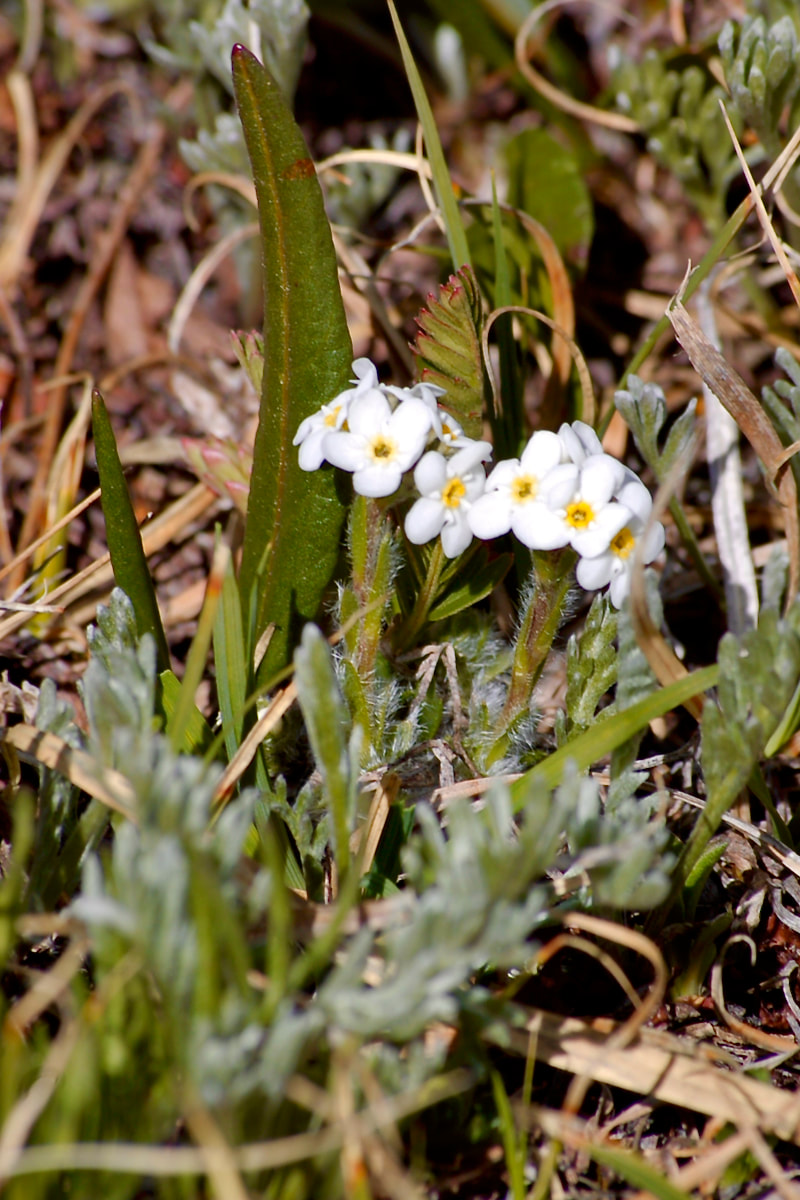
(505, 128), (593, 265)
(387, 0), (471, 272)
(428, 551), (512, 621)
(511, 664), (719, 809)
(413, 266), (486, 440)
(91, 391), (170, 674)
(232, 46), (351, 682)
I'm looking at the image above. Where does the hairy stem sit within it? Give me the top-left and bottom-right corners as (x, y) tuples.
(490, 547), (576, 762)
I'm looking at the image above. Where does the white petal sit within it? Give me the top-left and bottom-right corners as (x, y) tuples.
(616, 475), (653, 523)
(542, 463), (580, 508)
(580, 455), (626, 504)
(441, 513), (473, 557)
(448, 440), (493, 473)
(576, 553), (613, 591)
(609, 570), (632, 608)
(389, 397), (432, 440)
(468, 492), (512, 539)
(352, 357), (378, 384)
(298, 427), (329, 471)
(570, 504), (630, 557)
(414, 451), (448, 496)
(353, 463), (402, 497)
(520, 430), (562, 476)
(484, 459), (520, 491)
(642, 521), (666, 563)
(511, 505), (570, 550)
(323, 431), (366, 472)
(463, 469), (487, 501)
(347, 390), (392, 436)
(572, 420), (603, 458)
(405, 497), (445, 543)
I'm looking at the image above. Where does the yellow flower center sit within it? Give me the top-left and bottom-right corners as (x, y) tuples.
(566, 501), (595, 529)
(610, 527), (635, 559)
(324, 404), (342, 427)
(370, 435), (396, 461)
(442, 477), (466, 508)
(511, 474), (537, 503)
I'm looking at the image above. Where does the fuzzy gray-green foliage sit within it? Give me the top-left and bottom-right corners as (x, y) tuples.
(3, 577), (682, 1195)
(558, 592), (618, 742)
(610, 49), (741, 225)
(702, 602), (800, 808)
(615, 375), (697, 483)
(719, 14), (800, 156)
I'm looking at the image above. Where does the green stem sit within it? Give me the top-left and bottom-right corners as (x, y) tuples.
(393, 538), (445, 653)
(490, 547), (577, 763)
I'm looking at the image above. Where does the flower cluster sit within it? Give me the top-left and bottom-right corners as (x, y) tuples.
(295, 360), (665, 608)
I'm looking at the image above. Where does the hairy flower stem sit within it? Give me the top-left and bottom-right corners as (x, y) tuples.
(393, 538), (445, 653)
(490, 547), (577, 763)
(345, 495), (391, 678)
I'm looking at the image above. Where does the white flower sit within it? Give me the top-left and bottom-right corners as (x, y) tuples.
(576, 500), (666, 607)
(468, 430), (570, 549)
(543, 453), (633, 557)
(323, 391), (431, 497)
(385, 379), (471, 448)
(558, 419), (603, 465)
(405, 440), (492, 557)
(294, 358), (380, 471)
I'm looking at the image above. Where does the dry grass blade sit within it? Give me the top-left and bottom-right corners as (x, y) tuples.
(350, 772), (399, 876)
(515, 1), (639, 134)
(0, 482), (218, 643)
(0, 1070), (473, 1180)
(0, 488), (101, 588)
(507, 1007), (800, 1143)
(482, 305), (594, 424)
(0, 79), (141, 291)
(212, 682), (298, 807)
(13, 121), (166, 583)
(0, 1016), (81, 1187)
(539, 912), (667, 1115)
(668, 298), (800, 607)
(2, 725), (137, 821)
(711, 937), (798, 1055)
(720, 102), (800, 311)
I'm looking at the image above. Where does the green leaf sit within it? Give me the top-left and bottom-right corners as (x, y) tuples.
(413, 266), (486, 440)
(213, 551), (248, 762)
(91, 391), (170, 674)
(159, 670), (215, 756)
(387, 0), (471, 272)
(586, 1142), (695, 1200)
(294, 624), (357, 881)
(428, 551), (512, 621)
(232, 46), (351, 682)
(505, 127), (594, 265)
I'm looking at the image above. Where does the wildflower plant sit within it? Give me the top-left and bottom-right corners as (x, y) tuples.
(10, 4), (800, 1197)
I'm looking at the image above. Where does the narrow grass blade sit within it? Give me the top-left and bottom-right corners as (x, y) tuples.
(387, 0), (471, 271)
(511, 664), (718, 809)
(232, 46), (351, 682)
(91, 390), (170, 673)
(213, 548), (248, 762)
(166, 537), (229, 754)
